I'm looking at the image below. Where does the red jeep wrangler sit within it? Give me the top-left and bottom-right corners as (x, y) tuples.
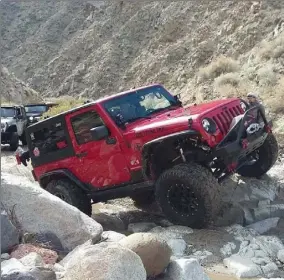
(19, 84), (278, 228)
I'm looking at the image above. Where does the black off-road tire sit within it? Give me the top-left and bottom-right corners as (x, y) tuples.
(10, 132), (19, 151)
(155, 163), (221, 228)
(237, 133), (278, 178)
(131, 190), (155, 208)
(46, 179), (92, 216)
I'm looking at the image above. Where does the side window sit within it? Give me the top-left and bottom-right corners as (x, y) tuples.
(16, 107), (22, 117)
(71, 110), (104, 145)
(30, 121), (68, 156)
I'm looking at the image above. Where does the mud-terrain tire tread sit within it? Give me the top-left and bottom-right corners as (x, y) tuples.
(237, 133), (278, 178)
(10, 132), (19, 151)
(46, 179), (92, 216)
(155, 163), (221, 228)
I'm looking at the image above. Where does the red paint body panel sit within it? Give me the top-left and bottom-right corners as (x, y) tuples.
(33, 85), (245, 189)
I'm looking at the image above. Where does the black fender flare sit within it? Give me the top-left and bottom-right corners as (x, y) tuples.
(141, 130), (200, 180)
(39, 169), (91, 193)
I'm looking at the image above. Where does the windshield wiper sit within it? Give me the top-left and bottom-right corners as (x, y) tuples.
(125, 115), (152, 123)
(146, 105), (180, 116)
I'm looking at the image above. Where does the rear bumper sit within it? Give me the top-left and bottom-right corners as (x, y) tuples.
(213, 105), (271, 171)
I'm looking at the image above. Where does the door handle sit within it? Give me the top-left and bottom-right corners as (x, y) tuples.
(76, 151), (88, 158)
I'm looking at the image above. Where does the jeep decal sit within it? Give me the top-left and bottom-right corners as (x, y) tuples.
(135, 127), (164, 138)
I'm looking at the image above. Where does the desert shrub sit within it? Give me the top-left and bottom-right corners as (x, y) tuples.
(263, 77), (284, 114)
(214, 72), (240, 88)
(198, 56), (239, 82)
(258, 34), (284, 60)
(257, 66), (278, 86)
(41, 96), (86, 119)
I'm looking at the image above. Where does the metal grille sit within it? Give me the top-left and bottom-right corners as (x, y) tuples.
(212, 105), (243, 135)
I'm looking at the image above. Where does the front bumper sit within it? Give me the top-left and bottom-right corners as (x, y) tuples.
(1, 131), (12, 143)
(212, 105), (271, 176)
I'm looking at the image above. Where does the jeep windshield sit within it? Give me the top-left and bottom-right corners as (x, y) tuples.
(103, 85), (180, 125)
(1, 107), (15, 118)
(24, 105), (48, 114)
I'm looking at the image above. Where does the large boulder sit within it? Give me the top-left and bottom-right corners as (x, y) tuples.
(62, 243), (146, 280)
(119, 232), (172, 277)
(160, 258), (210, 280)
(1, 210), (19, 253)
(1, 173), (103, 251)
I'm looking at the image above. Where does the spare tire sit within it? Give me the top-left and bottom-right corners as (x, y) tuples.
(237, 133), (278, 178)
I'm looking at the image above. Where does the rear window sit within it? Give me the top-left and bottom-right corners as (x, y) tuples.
(30, 121), (68, 156)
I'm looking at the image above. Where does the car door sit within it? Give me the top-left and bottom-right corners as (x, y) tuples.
(66, 106), (131, 188)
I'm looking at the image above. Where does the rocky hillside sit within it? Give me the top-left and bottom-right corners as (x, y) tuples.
(0, 1), (283, 103)
(0, 66), (42, 104)
(1, 0), (284, 140)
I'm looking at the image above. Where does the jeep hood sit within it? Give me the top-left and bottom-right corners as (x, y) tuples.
(1, 118), (15, 125)
(122, 98), (239, 139)
(26, 112), (42, 117)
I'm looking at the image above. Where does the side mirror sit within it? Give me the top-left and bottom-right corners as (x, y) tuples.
(173, 94), (182, 106)
(90, 125), (109, 141)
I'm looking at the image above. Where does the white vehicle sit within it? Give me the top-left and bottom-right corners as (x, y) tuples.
(1, 105), (28, 150)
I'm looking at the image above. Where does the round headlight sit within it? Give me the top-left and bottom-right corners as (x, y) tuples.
(240, 101), (247, 112)
(202, 118), (217, 134)
(29, 116), (34, 121)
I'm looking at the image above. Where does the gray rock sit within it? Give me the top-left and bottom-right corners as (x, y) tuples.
(119, 232), (172, 277)
(246, 218), (280, 234)
(63, 243), (146, 280)
(190, 250), (218, 265)
(262, 262), (279, 278)
(167, 238), (187, 257)
(1, 173), (103, 251)
(161, 258), (210, 280)
(254, 204), (284, 221)
(1, 258), (56, 280)
(128, 222), (157, 233)
(224, 255), (263, 278)
(225, 224), (259, 242)
(92, 212), (125, 232)
(1, 253), (10, 261)
(1, 210), (19, 253)
(20, 252), (44, 267)
(165, 226), (194, 235)
(101, 231), (126, 242)
(33, 232), (64, 252)
(254, 236), (284, 259)
(1, 258), (25, 276)
(220, 242), (238, 257)
(277, 249), (284, 263)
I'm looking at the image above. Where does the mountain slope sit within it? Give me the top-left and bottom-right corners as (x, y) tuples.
(1, 65), (42, 104)
(0, 0), (283, 111)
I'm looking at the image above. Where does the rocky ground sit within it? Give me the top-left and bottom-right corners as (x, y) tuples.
(1, 144), (284, 280)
